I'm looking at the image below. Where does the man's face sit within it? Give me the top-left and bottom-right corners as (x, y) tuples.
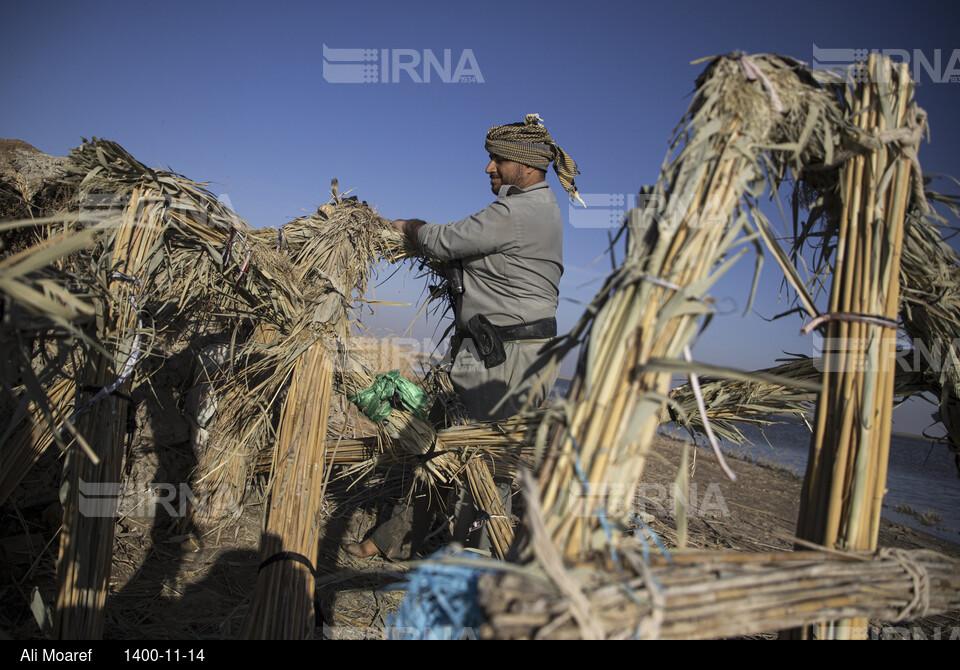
(485, 155), (531, 195)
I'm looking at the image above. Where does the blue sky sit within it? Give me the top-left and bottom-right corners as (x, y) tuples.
(5, 0), (960, 434)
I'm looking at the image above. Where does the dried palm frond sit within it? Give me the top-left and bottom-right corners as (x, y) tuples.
(896, 192), (960, 458)
(666, 356), (820, 445)
(666, 354), (934, 447)
(0, 216), (102, 479)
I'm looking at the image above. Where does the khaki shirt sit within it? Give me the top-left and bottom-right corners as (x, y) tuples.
(416, 181), (563, 330)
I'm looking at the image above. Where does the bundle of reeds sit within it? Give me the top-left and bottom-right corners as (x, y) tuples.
(476, 546), (960, 639)
(535, 54), (837, 560)
(242, 342), (333, 639)
(780, 72), (960, 467)
(464, 459), (514, 558)
(794, 55), (920, 639)
(254, 412), (542, 477)
(796, 56), (919, 553)
(54, 188), (165, 638)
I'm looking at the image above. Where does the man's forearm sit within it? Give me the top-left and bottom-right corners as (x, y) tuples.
(390, 218), (427, 242)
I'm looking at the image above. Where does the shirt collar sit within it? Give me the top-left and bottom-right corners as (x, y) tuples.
(497, 180), (549, 198)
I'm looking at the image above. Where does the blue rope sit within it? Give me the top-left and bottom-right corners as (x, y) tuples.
(632, 516), (674, 564)
(628, 517), (674, 639)
(388, 548), (489, 640)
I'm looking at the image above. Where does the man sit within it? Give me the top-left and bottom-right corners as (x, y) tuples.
(343, 114), (581, 559)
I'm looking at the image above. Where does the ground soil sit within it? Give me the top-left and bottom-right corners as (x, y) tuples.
(1, 429), (957, 641)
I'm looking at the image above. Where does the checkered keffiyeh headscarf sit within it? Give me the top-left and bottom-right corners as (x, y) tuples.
(485, 114), (583, 204)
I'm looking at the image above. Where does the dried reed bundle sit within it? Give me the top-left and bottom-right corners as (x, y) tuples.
(536, 54), (836, 560)
(476, 546), (960, 639)
(780, 72), (960, 467)
(464, 458), (514, 558)
(252, 412), (538, 471)
(54, 189), (163, 639)
(242, 342), (333, 639)
(796, 56), (918, 552)
(794, 55), (920, 639)
(53, 360), (129, 639)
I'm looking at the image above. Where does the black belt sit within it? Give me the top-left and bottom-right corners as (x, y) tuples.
(494, 316), (557, 341)
(455, 316), (557, 344)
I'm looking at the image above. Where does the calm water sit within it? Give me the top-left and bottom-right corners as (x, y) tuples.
(552, 378), (960, 545)
(701, 419), (960, 546)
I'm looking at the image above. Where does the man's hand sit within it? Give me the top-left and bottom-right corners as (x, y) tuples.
(391, 218), (427, 240)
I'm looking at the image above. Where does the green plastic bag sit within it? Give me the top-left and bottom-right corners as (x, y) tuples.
(348, 369), (429, 423)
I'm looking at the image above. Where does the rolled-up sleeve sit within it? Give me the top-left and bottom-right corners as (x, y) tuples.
(416, 198), (518, 261)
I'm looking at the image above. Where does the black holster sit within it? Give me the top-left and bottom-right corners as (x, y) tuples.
(468, 314), (507, 369)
